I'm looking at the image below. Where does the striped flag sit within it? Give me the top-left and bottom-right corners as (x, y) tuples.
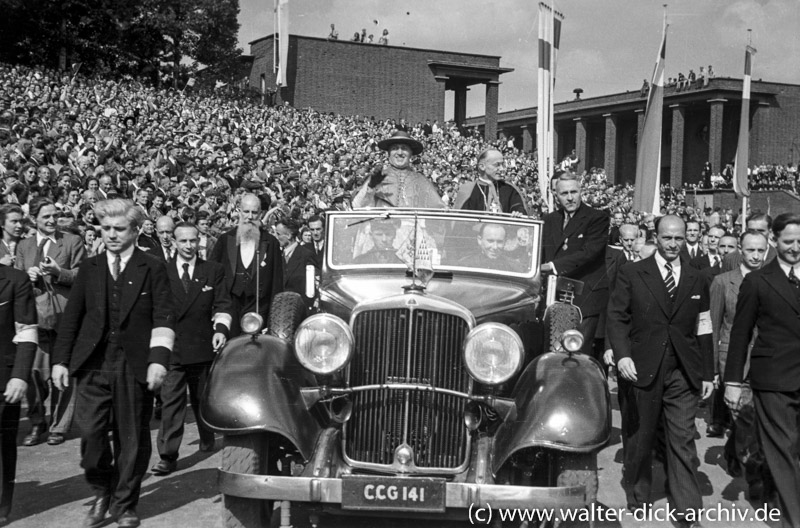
(276, 0), (290, 87)
(734, 45), (756, 198)
(633, 20), (667, 216)
(537, 2), (563, 211)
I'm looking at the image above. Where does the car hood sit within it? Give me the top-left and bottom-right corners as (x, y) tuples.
(320, 271), (540, 325)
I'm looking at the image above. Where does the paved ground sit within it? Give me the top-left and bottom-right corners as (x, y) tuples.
(7, 380), (783, 527)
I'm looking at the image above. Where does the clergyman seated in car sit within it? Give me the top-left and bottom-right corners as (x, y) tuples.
(458, 223), (519, 272)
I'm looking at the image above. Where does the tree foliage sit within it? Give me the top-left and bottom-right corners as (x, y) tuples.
(0, 0), (242, 84)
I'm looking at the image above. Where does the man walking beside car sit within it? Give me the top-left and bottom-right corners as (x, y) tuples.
(52, 198), (175, 528)
(607, 215), (714, 524)
(725, 212), (800, 528)
(15, 197), (85, 447)
(152, 222), (232, 476)
(209, 193), (283, 337)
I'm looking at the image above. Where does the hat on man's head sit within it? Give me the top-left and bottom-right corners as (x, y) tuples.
(377, 130), (423, 155)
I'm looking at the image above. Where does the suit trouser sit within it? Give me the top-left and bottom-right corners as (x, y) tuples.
(157, 361), (215, 461)
(753, 389), (800, 528)
(75, 345), (153, 514)
(26, 329), (76, 435)
(577, 315), (599, 358)
(0, 400), (21, 518)
(620, 353), (703, 516)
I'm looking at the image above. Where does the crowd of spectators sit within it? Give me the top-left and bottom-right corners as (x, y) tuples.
(328, 24), (390, 45)
(1, 61), (796, 255)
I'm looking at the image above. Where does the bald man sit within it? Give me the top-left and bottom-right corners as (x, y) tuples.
(607, 215), (714, 520)
(208, 194), (283, 336)
(454, 149), (528, 215)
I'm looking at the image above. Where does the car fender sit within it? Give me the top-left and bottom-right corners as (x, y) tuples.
(200, 334), (321, 460)
(492, 351), (611, 474)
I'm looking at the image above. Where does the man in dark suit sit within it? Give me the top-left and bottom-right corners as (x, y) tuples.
(689, 225), (725, 272)
(153, 215), (176, 263)
(275, 220), (316, 311)
(453, 148), (528, 215)
(725, 213), (800, 528)
(209, 193), (283, 337)
(542, 172), (608, 357)
(680, 220), (704, 261)
(151, 222), (232, 476)
(52, 198), (175, 528)
(0, 263), (37, 524)
(307, 215), (325, 270)
(607, 215), (714, 522)
(15, 197), (85, 446)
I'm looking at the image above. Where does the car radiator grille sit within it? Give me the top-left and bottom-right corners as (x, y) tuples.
(345, 308), (471, 469)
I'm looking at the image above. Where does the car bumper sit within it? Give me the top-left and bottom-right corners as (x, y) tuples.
(218, 470), (588, 510)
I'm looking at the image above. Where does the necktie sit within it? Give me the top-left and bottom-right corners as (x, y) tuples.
(664, 261), (677, 301)
(690, 246), (696, 259)
(181, 263), (191, 292)
(111, 253), (121, 281)
(712, 255), (720, 268)
(789, 267), (800, 289)
(35, 237), (48, 265)
(563, 213), (571, 230)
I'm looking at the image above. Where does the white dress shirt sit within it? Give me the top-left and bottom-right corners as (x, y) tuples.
(176, 256), (196, 279)
(106, 244), (135, 274)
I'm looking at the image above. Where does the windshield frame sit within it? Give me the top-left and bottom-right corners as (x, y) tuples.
(324, 208), (543, 279)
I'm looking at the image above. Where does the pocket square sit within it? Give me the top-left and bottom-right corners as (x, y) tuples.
(0, 300), (9, 307)
(691, 294), (700, 299)
(201, 285), (213, 292)
(140, 292), (149, 296)
(578, 234), (584, 238)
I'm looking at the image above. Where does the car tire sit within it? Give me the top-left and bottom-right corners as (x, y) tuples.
(221, 434), (272, 528)
(268, 292), (307, 341)
(543, 302), (582, 352)
(553, 451), (598, 528)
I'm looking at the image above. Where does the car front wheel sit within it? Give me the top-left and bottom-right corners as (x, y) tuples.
(221, 434), (273, 528)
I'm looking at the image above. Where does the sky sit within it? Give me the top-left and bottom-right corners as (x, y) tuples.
(237, 0), (800, 119)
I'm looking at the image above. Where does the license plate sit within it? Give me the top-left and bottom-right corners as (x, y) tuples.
(341, 476), (446, 512)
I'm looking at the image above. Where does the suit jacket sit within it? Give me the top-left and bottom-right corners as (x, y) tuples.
(542, 203), (609, 316)
(283, 244), (316, 308)
(709, 268), (747, 378)
(724, 259), (800, 391)
(0, 265), (37, 381)
(15, 231), (85, 298)
(680, 243), (704, 261)
(308, 242), (325, 270)
(208, 227), (284, 308)
(607, 255), (714, 390)
(152, 244), (176, 263)
(52, 249), (175, 383)
(167, 258), (232, 365)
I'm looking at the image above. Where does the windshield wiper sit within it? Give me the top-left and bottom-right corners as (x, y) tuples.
(346, 211), (393, 228)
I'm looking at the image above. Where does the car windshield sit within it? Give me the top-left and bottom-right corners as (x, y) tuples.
(327, 210), (541, 278)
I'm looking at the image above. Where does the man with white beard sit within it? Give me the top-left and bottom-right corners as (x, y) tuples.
(208, 194), (283, 336)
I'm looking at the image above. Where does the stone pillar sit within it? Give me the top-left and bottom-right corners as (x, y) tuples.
(552, 122), (560, 168)
(574, 117), (588, 174)
(484, 81), (500, 142)
(635, 108), (645, 145)
(670, 104), (685, 188)
(708, 98), (726, 174)
(521, 125), (534, 152)
(603, 113), (618, 184)
(749, 101), (769, 166)
(454, 84), (468, 129)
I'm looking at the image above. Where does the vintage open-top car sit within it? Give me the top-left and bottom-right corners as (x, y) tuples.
(200, 208), (611, 527)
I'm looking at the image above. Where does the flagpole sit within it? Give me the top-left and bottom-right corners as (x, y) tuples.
(273, 0), (277, 75)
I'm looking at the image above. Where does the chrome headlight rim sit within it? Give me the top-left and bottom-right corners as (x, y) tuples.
(294, 313), (354, 375)
(560, 329), (584, 353)
(463, 322), (524, 386)
(240, 312), (264, 335)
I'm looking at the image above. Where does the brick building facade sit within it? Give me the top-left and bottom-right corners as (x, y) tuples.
(247, 34), (512, 139)
(466, 78), (800, 187)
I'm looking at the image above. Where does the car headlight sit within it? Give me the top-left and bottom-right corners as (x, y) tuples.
(294, 314), (354, 374)
(560, 329), (584, 353)
(240, 312), (264, 335)
(463, 323), (523, 385)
